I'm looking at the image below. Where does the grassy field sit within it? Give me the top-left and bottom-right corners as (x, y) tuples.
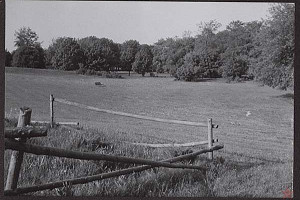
(4, 67), (293, 197)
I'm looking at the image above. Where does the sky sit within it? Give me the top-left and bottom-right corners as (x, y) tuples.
(5, 1), (273, 52)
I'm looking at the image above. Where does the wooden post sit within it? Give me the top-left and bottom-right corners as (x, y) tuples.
(5, 107), (32, 190)
(50, 94), (54, 128)
(207, 118), (213, 160)
(17, 107), (31, 128)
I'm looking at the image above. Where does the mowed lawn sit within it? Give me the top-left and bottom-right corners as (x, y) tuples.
(5, 67), (293, 163)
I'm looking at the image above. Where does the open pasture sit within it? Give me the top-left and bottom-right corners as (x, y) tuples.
(5, 67), (293, 163)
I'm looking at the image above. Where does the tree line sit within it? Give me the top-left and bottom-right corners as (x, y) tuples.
(5, 3), (294, 89)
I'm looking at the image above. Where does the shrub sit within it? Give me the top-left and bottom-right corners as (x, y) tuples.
(175, 65), (195, 81)
(85, 69), (97, 76)
(76, 68), (86, 75)
(149, 72), (156, 77)
(105, 72), (123, 79)
(5, 49), (12, 67)
(96, 71), (103, 76)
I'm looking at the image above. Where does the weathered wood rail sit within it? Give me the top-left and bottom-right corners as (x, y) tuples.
(5, 139), (207, 171)
(126, 139), (218, 148)
(5, 127), (48, 139)
(54, 97), (209, 127)
(4, 145), (223, 196)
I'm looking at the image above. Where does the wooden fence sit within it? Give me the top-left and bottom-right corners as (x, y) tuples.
(4, 95), (223, 196)
(51, 94), (219, 158)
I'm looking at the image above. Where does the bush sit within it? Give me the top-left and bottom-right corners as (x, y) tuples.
(85, 69), (97, 76)
(175, 65), (195, 81)
(5, 50), (12, 67)
(76, 68), (86, 75)
(149, 72), (156, 77)
(105, 72), (123, 79)
(12, 45), (45, 69)
(96, 71), (103, 76)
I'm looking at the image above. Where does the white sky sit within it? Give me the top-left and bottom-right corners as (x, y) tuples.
(5, 1), (273, 52)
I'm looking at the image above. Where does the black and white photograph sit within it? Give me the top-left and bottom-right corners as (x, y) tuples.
(3, 0), (294, 198)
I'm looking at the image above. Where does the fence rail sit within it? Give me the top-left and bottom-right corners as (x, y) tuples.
(5, 127), (48, 139)
(127, 139), (218, 148)
(4, 145), (223, 196)
(5, 139), (207, 171)
(54, 98), (209, 127)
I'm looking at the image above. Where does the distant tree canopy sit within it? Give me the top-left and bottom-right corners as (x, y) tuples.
(78, 36), (120, 72)
(132, 44), (153, 76)
(9, 3), (294, 89)
(120, 40), (140, 75)
(5, 49), (12, 67)
(175, 20), (222, 81)
(12, 27), (45, 69)
(249, 3), (294, 89)
(49, 37), (85, 71)
(219, 20), (262, 80)
(152, 37), (195, 76)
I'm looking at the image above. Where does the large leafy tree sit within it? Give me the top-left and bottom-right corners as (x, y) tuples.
(49, 37), (85, 71)
(152, 37), (194, 75)
(132, 44), (153, 76)
(220, 20), (262, 80)
(12, 45), (45, 68)
(12, 27), (45, 68)
(78, 36), (120, 72)
(14, 27), (39, 47)
(176, 20), (222, 81)
(120, 40), (140, 75)
(250, 3), (294, 89)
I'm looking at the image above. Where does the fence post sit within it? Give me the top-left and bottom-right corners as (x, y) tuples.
(207, 118), (213, 160)
(50, 94), (54, 128)
(5, 107), (32, 190)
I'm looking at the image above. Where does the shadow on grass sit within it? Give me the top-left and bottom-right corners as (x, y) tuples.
(275, 93), (294, 99)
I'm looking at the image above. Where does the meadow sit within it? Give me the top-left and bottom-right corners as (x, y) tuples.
(4, 67), (293, 197)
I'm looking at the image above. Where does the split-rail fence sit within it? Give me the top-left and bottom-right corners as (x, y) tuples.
(4, 95), (223, 196)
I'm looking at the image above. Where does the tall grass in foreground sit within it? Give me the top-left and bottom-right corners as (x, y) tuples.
(4, 119), (292, 197)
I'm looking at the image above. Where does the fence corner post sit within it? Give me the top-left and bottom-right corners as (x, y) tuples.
(207, 118), (213, 160)
(50, 94), (54, 128)
(5, 107), (31, 191)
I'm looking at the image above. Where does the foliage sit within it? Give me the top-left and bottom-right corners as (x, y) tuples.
(11, 27), (45, 69)
(220, 21), (262, 80)
(14, 27), (40, 47)
(152, 37), (195, 75)
(176, 20), (222, 81)
(105, 72), (124, 79)
(9, 5), (295, 88)
(120, 40), (140, 75)
(78, 36), (120, 72)
(5, 49), (12, 67)
(249, 3), (294, 89)
(49, 37), (85, 71)
(196, 20), (221, 37)
(132, 44), (153, 76)
(12, 45), (45, 69)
